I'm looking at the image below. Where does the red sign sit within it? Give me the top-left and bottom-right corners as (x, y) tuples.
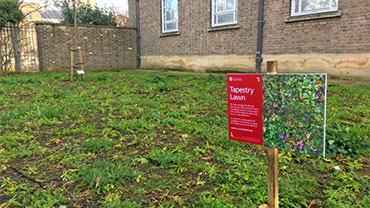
(227, 74), (263, 145)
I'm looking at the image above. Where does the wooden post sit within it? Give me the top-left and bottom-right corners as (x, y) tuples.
(267, 60), (278, 208)
(70, 48), (74, 82)
(267, 61), (278, 74)
(267, 147), (279, 208)
(77, 47), (85, 79)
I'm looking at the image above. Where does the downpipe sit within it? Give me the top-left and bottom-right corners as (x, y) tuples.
(256, 0), (265, 73)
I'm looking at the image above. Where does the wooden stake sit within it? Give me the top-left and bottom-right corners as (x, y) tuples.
(267, 61), (278, 208)
(268, 147), (279, 208)
(267, 61), (278, 74)
(78, 47), (85, 79)
(70, 48), (74, 82)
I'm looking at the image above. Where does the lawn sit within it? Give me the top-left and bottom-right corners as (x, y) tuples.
(0, 72), (369, 207)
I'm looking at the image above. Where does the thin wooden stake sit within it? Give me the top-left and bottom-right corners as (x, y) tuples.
(70, 48), (74, 82)
(267, 61), (278, 208)
(78, 47), (85, 79)
(268, 147), (279, 208)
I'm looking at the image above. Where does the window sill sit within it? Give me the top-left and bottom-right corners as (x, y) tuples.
(208, 24), (240, 32)
(285, 10), (342, 23)
(159, 32), (180, 37)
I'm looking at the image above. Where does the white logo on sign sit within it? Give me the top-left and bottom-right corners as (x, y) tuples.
(229, 77), (233, 81)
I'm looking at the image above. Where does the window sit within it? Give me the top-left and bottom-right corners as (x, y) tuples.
(162, 0), (178, 33)
(291, 0), (338, 16)
(212, 0), (238, 27)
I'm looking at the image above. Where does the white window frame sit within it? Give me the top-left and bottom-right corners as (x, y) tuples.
(212, 0), (238, 27)
(161, 0), (179, 33)
(291, 0), (338, 16)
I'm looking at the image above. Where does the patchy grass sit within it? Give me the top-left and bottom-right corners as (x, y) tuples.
(0, 72), (369, 207)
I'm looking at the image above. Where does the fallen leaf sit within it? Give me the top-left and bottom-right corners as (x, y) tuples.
(360, 173), (368, 177)
(323, 158), (332, 163)
(202, 157), (212, 161)
(114, 144), (122, 148)
(45, 142), (51, 146)
(95, 177), (100, 188)
(258, 204), (268, 208)
(181, 134), (189, 139)
(0, 203), (7, 208)
(308, 200), (316, 208)
(0, 148), (4, 152)
(82, 189), (90, 194)
(188, 180), (196, 187)
(157, 188), (164, 193)
(55, 139), (61, 144)
(173, 195), (180, 202)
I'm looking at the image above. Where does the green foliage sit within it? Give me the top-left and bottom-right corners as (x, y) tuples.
(199, 196), (234, 208)
(81, 138), (119, 153)
(148, 147), (191, 167)
(0, 132), (33, 149)
(79, 159), (139, 193)
(327, 125), (370, 157)
(151, 75), (178, 92)
(103, 193), (141, 208)
(0, 0), (24, 27)
(0, 72), (368, 207)
(324, 169), (370, 208)
(56, 0), (116, 26)
(20, 187), (67, 207)
(326, 84), (370, 157)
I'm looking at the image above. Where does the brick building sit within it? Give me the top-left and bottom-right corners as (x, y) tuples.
(129, 0), (370, 80)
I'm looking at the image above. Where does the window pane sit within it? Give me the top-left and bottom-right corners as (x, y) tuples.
(217, 13), (234, 24)
(301, 0), (331, 12)
(226, 0), (235, 10)
(166, 22), (177, 31)
(332, 0), (337, 7)
(165, 0), (178, 21)
(294, 0), (299, 12)
(217, 0), (226, 12)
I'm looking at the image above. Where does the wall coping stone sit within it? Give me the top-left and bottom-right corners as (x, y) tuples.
(34, 21), (136, 30)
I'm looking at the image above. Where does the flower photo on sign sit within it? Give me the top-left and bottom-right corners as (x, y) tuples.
(262, 74), (327, 157)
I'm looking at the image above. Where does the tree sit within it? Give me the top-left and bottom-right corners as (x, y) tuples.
(0, 0), (24, 27)
(0, 0), (24, 72)
(56, 0), (116, 26)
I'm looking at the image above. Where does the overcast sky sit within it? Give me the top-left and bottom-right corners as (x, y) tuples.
(24, 0), (128, 13)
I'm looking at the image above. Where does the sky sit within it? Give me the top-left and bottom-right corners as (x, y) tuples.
(24, 0), (128, 13)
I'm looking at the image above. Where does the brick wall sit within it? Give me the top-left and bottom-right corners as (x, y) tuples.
(127, 0), (370, 79)
(36, 23), (137, 72)
(132, 0), (370, 56)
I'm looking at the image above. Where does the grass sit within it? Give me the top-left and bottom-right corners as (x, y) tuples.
(0, 71), (369, 207)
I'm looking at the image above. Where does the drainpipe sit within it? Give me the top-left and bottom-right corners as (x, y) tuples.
(255, 0), (265, 73)
(136, 0), (141, 69)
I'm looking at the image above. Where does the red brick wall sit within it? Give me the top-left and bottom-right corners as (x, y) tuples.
(133, 0), (370, 56)
(36, 23), (137, 71)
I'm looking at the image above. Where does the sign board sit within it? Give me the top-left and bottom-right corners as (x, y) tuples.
(227, 74), (263, 145)
(227, 74), (327, 157)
